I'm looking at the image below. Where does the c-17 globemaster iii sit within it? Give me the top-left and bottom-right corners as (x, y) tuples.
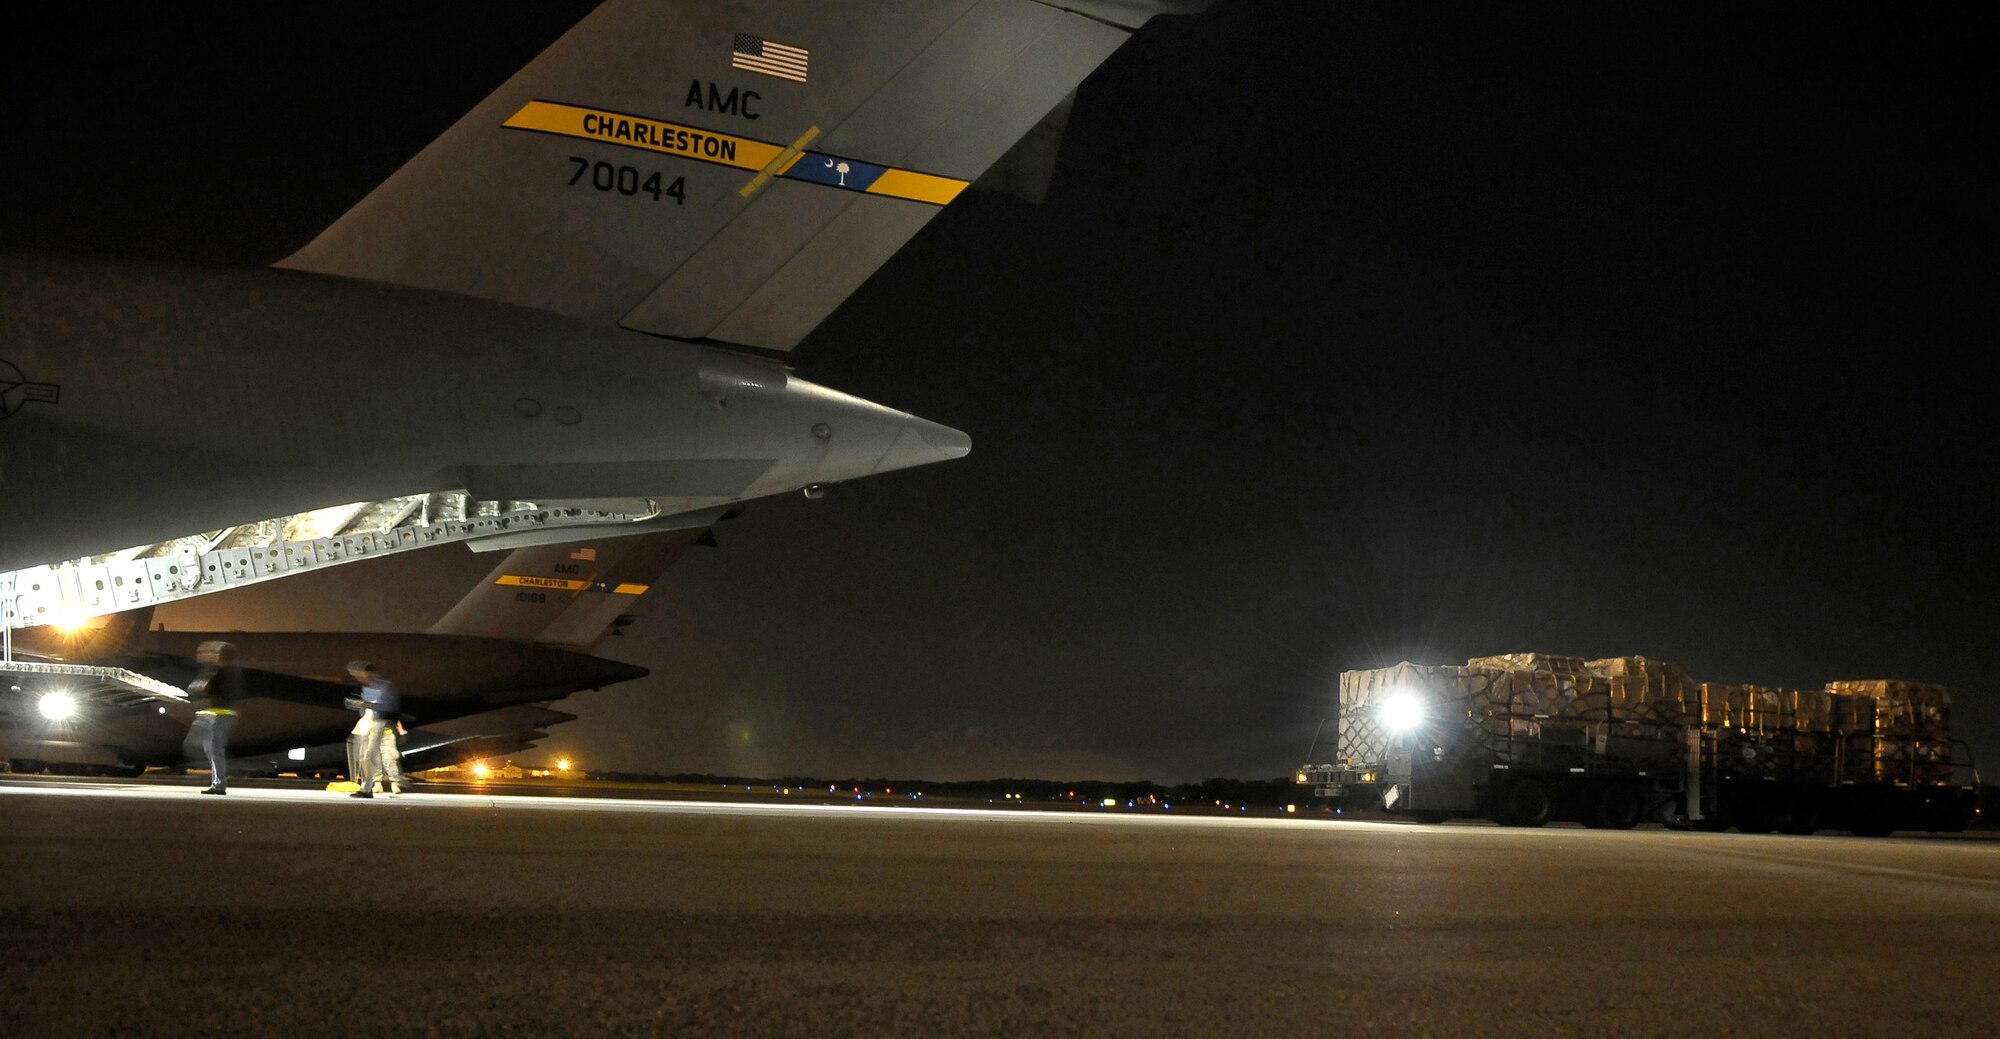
(0, 0), (1209, 649)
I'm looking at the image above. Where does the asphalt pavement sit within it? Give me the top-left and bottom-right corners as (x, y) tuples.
(4, 778), (1996, 1037)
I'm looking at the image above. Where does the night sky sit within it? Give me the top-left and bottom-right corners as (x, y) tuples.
(3, 3), (1992, 782)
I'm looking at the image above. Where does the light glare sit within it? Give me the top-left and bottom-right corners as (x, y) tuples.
(38, 692), (78, 721)
(1379, 691), (1423, 732)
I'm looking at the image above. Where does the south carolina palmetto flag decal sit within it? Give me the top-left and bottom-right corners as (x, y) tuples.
(732, 32), (809, 82)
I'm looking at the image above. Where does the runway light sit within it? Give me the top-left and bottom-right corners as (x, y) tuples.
(38, 692), (78, 721)
(1286, 804), (1297, 814)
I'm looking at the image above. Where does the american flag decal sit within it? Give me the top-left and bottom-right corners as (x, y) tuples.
(732, 32), (808, 83)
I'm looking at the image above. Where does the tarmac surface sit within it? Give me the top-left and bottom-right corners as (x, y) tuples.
(3, 777), (1997, 1038)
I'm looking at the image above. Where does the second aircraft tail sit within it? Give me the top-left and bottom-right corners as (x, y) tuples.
(426, 530), (705, 651)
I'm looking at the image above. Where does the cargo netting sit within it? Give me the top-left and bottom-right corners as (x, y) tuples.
(1336, 655), (1963, 786)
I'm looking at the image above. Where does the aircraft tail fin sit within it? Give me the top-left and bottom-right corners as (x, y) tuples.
(425, 531), (702, 651)
(96, 605), (157, 657)
(275, 0), (1206, 351)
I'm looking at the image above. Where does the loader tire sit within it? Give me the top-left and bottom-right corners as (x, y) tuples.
(1773, 799), (1821, 836)
(1847, 803), (1895, 837)
(1582, 783), (1642, 830)
(1731, 807), (1775, 835)
(1497, 779), (1552, 828)
(1693, 813), (1731, 833)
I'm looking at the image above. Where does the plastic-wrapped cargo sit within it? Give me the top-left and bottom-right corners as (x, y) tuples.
(1871, 736), (1956, 785)
(1829, 693), (1876, 735)
(1786, 732), (1840, 786)
(1466, 652), (1589, 676)
(1829, 680), (1956, 785)
(1694, 683), (1841, 779)
(1343, 655), (1705, 732)
(1585, 656), (1702, 721)
(1336, 662), (1469, 766)
(1459, 654), (1697, 726)
(1786, 689), (1834, 733)
(1827, 680), (1951, 740)
(1716, 727), (1780, 779)
(1700, 683), (1791, 733)
(1822, 691), (1876, 785)
(1314, 651), (1977, 833)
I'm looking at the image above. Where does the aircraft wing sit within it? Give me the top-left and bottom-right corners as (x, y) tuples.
(230, 705), (583, 776)
(278, 0), (1206, 350)
(396, 703), (584, 773)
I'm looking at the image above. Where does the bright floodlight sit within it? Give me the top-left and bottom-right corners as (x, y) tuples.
(1378, 690), (1423, 732)
(555, 758), (571, 772)
(38, 692), (78, 721)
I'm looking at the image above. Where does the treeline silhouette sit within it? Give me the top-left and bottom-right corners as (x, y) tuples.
(593, 772), (1298, 807)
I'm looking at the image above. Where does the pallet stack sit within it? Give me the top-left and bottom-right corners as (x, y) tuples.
(1339, 655), (1963, 788)
(1828, 680), (1956, 785)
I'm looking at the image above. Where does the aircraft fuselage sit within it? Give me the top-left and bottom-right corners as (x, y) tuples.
(0, 255), (967, 573)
